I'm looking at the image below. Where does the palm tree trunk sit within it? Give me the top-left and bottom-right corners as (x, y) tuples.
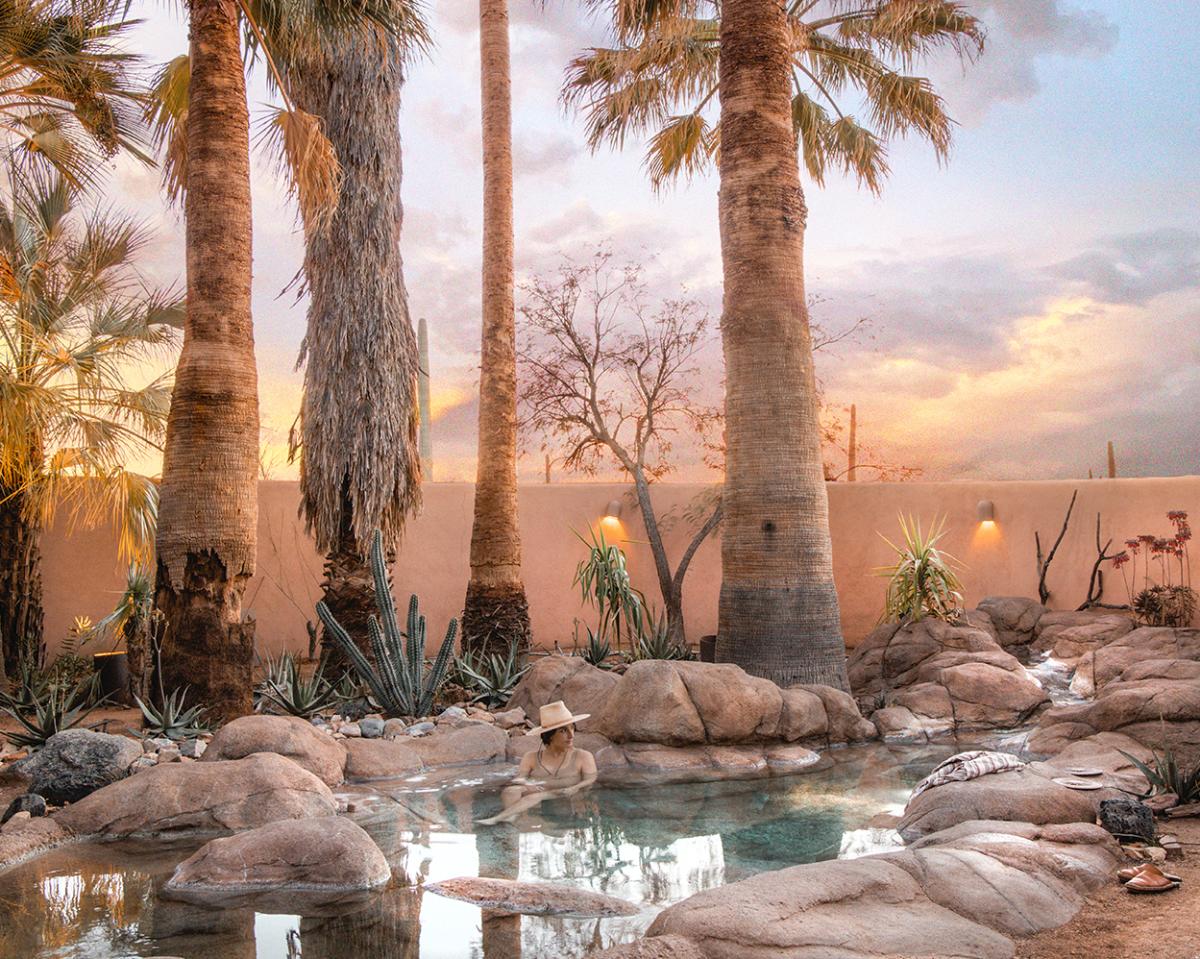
(288, 36), (422, 666)
(465, 0), (529, 656)
(153, 0), (258, 724)
(713, 0), (848, 691)
(0, 488), (42, 677)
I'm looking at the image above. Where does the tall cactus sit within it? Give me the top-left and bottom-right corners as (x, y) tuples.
(316, 529), (457, 717)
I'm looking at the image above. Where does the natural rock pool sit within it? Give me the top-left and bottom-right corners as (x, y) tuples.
(0, 742), (957, 958)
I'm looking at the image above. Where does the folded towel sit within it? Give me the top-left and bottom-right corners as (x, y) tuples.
(910, 749), (1025, 798)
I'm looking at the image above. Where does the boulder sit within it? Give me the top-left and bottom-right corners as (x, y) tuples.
(1070, 627), (1200, 696)
(590, 936), (706, 959)
(1030, 660), (1200, 764)
(1, 793), (47, 824)
(55, 753), (337, 837)
(13, 729), (141, 804)
(508, 656), (618, 730)
(593, 660), (873, 747)
(896, 763), (1121, 841)
(201, 715), (347, 787)
(342, 738), (424, 779)
(164, 817), (390, 892)
(847, 619), (1049, 735)
(426, 876), (639, 918)
(639, 819), (1120, 958)
(405, 723), (508, 767)
(647, 856), (1014, 958)
(0, 815), (70, 871)
(976, 596), (1047, 649)
(1030, 609), (1135, 661)
(1097, 798), (1155, 842)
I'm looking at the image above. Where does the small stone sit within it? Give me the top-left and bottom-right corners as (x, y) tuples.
(341, 723), (362, 738)
(309, 716), (326, 727)
(1, 810), (31, 831)
(437, 706), (468, 725)
(178, 739), (206, 759)
(1099, 798), (1156, 843)
(492, 707), (526, 730)
(132, 755), (156, 770)
(1146, 846), (1167, 863)
(143, 739), (158, 753)
(1, 794), (47, 824)
(467, 708), (496, 724)
(407, 722), (435, 737)
(156, 747), (182, 764)
(358, 718), (384, 739)
(364, 713), (384, 722)
(382, 719), (407, 739)
(150, 737), (174, 752)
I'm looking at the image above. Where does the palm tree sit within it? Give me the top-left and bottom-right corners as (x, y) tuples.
(0, 0), (150, 189)
(0, 168), (179, 680)
(286, 20), (429, 660)
(464, 0), (530, 655)
(566, 0), (981, 688)
(147, 0), (397, 723)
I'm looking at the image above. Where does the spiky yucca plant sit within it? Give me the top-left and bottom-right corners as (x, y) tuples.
(134, 686), (209, 741)
(316, 529), (457, 718)
(877, 514), (964, 623)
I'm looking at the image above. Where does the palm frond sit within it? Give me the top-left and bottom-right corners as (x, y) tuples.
(145, 55), (189, 206)
(254, 104), (342, 236)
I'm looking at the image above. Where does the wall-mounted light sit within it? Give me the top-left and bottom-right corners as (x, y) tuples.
(601, 499), (622, 527)
(976, 499), (996, 526)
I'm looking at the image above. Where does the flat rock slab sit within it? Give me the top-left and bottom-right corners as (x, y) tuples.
(55, 753), (337, 837)
(0, 816), (70, 871)
(406, 724), (509, 768)
(164, 817), (390, 893)
(342, 738), (424, 780)
(426, 876), (638, 918)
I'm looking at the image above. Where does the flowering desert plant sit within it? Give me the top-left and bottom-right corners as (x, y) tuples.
(1110, 511), (1195, 627)
(877, 515), (964, 624)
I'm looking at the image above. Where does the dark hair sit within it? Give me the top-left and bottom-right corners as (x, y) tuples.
(540, 724), (573, 745)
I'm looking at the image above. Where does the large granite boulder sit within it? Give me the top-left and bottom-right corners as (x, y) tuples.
(896, 763), (1122, 841)
(55, 753), (337, 837)
(593, 660), (874, 747)
(1029, 658), (1200, 764)
(1070, 626), (1200, 696)
(426, 877), (638, 917)
(164, 817), (390, 893)
(848, 619), (1049, 738)
(405, 723), (508, 767)
(1030, 610), (1135, 662)
(639, 820), (1120, 958)
(0, 816), (70, 871)
(14, 729), (141, 804)
(591, 936), (707, 959)
(508, 656), (618, 730)
(201, 715), (347, 787)
(976, 596), (1047, 649)
(342, 738), (424, 780)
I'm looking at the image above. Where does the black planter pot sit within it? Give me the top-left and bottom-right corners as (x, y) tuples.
(93, 651), (130, 705)
(699, 635), (717, 663)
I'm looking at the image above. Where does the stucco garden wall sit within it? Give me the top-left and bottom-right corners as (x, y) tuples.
(40, 476), (1199, 657)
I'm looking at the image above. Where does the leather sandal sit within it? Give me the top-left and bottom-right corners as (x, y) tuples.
(1118, 863), (1182, 884)
(1124, 864), (1181, 894)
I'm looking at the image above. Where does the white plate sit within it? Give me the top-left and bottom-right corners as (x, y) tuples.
(1063, 766), (1105, 777)
(1052, 777), (1104, 791)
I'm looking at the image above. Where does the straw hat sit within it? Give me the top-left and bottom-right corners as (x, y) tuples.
(529, 700), (589, 735)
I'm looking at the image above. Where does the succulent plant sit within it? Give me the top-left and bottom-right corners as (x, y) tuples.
(134, 686), (209, 741)
(0, 673), (107, 751)
(454, 641), (529, 708)
(316, 528), (458, 719)
(258, 654), (343, 719)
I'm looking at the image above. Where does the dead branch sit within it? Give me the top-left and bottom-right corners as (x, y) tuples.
(1079, 512), (1119, 609)
(1035, 489), (1077, 604)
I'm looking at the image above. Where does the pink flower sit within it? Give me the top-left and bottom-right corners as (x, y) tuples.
(1125, 539), (1142, 553)
(1111, 551), (1131, 569)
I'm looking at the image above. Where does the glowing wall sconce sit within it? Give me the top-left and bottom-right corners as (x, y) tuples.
(601, 499), (622, 527)
(976, 500), (996, 526)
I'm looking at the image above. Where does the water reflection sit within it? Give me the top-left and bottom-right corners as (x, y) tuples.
(0, 741), (955, 959)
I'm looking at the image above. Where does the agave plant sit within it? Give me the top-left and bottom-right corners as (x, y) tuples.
(134, 687), (209, 741)
(573, 525), (645, 652)
(629, 610), (694, 662)
(0, 675), (105, 750)
(258, 655), (342, 719)
(877, 514), (964, 624)
(1119, 747), (1200, 804)
(316, 529), (458, 719)
(573, 622), (613, 670)
(455, 642), (530, 709)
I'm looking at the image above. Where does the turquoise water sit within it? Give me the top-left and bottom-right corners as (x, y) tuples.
(0, 742), (955, 959)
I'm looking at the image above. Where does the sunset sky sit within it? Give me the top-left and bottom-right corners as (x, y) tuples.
(118, 0), (1199, 483)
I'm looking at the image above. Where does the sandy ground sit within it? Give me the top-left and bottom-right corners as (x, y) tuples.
(1016, 818), (1200, 959)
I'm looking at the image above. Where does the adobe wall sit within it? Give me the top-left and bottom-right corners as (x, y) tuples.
(40, 476), (1200, 658)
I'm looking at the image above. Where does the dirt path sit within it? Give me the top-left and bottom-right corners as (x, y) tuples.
(1017, 818), (1200, 959)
